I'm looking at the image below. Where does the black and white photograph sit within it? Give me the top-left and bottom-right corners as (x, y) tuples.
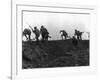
(22, 10), (90, 69)
(10, 1), (97, 79)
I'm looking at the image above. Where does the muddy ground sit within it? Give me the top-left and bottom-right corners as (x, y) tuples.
(22, 39), (89, 69)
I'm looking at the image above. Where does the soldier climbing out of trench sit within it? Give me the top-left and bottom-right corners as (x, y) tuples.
(40, 25), (51, 41)
(60, 30), (68, 40)
(22, 28), (31, 41)
(29, 25), (40, 42)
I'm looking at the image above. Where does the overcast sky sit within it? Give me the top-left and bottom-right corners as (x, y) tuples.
(23, 11), (90, 40)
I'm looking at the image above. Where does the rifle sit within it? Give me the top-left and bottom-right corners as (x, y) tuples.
(28, 24), (34, 32)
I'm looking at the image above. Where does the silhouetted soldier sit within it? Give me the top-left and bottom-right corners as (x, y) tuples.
(33, 27), (40, 42)
(23, 28), (31, 40)
(74, 29), (83, 40)
(40, 25), (49, 41)
(60, 30), (68, 40)
(29, 25), (40, 42)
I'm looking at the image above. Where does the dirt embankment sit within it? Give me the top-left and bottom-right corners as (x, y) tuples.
(22, 40), (89, 69)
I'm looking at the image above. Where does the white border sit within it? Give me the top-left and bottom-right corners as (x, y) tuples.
(12, 2), (97, 80)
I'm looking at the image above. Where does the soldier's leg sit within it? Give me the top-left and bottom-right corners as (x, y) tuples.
(45, 34), (48, 41)
(29, 34), (31, 40)
(25, 35), (28, 40)
(35, 36), (39, 42)
(77, 36), (79, 40)
(37, 37), (39, 42)
(61, 34), (63, 40)
(42, 34), (45, 41)
(80, 35), (82, 40)
(65, 35), (67, 40)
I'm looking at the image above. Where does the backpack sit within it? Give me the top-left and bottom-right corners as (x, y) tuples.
(41, 28), (49, 34)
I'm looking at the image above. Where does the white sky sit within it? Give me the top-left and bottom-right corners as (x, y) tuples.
(23, 11), (90, 40)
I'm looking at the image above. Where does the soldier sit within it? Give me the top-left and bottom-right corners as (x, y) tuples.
(23, 28), (31, 40)
(29, 25), (40, 42)
(40, 25), (49, 41)
(33, 27), (40, 42)
(60, 30), (68, 40)
(74, 29), (83, 40)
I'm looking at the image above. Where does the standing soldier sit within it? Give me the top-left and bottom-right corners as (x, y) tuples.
(40, 25), (49, 41)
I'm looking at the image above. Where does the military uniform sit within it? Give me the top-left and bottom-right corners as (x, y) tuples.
(40, 26), (49, 41)
(33, 27), (40, 42)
